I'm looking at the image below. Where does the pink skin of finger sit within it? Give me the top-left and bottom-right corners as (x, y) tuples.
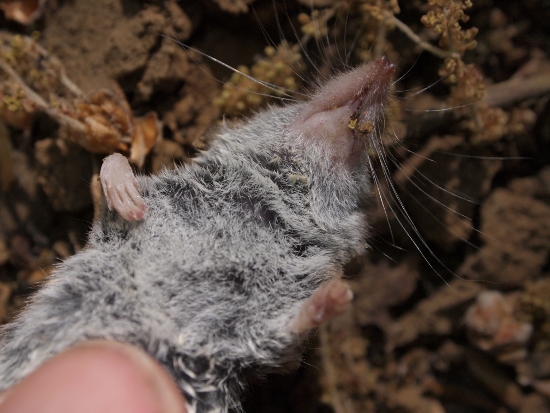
(289, 278), (353, 333)
(0, 341), (188, 413)
(100, 153), (147, 221)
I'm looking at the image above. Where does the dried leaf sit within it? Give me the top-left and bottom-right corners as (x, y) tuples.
(88, 90), (133, 136)
(73, 90), (135, 153)
(0, 34), (160, 165)
(0, 0), (46, 25)
(129, 112), (160, 168)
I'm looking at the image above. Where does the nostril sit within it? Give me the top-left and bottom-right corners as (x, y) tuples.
(373, 56), (396, 80)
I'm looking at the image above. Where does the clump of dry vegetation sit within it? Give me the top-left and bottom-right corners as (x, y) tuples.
(1, 1), (550, 412)
(214, 41), (303, 116)
(0, 32), (160, 167)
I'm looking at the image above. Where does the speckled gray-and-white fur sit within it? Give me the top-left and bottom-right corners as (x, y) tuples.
(0, 58), (392, 413)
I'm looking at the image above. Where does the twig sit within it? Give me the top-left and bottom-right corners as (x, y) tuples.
(59, 71), (85, 98)
(0, 59), (85, 134)
(387, 13), (461, 60)
(32, 41), (85, 98)
(373, 20), (387, 59)
(484, 72), (550, 107)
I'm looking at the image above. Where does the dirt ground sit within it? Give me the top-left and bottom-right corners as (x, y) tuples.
(1, 0), (550, 412)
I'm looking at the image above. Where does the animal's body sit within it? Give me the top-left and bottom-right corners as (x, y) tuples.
(0, 58), (394, 413)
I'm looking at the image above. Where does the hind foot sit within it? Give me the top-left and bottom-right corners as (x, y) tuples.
(290, 278), (353, 333)
(100, 153), (146, 221)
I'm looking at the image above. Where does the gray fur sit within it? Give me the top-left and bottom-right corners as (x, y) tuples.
(0, 102), (373, 413)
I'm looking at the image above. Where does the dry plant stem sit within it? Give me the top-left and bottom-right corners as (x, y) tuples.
(32, 42), (85, 98)
(402, 72), (550, 143)
(0, 60), (85, 134)
(60, 73), (84, 98)
(373, 22), (387, 59)
(319, 325), (347, 413)
(387, 13), (461, 60)
(484, 73), (550, 107)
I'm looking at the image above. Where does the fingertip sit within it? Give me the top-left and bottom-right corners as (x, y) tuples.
(0, 341), (187, 413)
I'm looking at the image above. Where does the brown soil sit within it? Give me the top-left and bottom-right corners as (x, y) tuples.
(1, 1), (550, 412)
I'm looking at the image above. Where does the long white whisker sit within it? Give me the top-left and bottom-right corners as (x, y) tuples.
(169, 35), (307, 100)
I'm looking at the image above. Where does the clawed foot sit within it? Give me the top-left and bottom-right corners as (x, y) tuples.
(290, 278), (353, 333)
(100, 153), (146, 221)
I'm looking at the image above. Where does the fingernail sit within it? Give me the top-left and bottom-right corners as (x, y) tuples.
(83, 341), (188, 413)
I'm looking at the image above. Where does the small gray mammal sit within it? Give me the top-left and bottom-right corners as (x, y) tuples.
(0, 57), (394, 413)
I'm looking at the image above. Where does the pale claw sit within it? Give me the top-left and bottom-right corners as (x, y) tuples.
(100, 153), (146, 221)
(290, 278), (353, 333)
